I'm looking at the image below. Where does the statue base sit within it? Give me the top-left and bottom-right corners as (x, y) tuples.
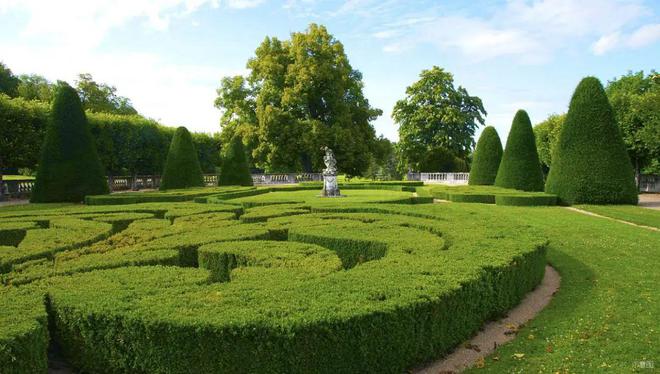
(320, 175), (342, 197)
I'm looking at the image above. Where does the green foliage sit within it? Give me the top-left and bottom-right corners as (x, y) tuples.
(0, 96), (220, 176)
(546, 77), (638, 204)
(219, 136), (253, 186)
(606, 70), (660, 175)
(533, 114), (565, 172)
(0, 196), (546, 373)
(429, 185), (557, 206)
(365, 136), (402, 180)
(469, 126), (503, 185)
(394, 66), (486, 170)
(418, 146), (467, 172)
(0, 95), (48, 175)
(160, 127), (205, 190)
(31, 83), (109, 202)
(215, 24), (382, 175)
(75, 73), (137, 115)
(495, 110), (545, 191)
(17, 74), (54, 102)
(0, 62), (19, 97)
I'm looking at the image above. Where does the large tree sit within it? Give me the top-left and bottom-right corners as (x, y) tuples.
(17, 74), (55, 102)
(606, 70), (660, 176)
(75, 73), (138, 115)
(393, 66), (486, 171)
(215, 24), (382, 176)
(0, 62), (19, 97)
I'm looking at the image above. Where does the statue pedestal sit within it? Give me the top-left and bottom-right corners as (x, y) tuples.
(321, 175), (341, 197)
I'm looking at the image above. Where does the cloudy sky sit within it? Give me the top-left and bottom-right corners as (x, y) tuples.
(1, 0), (659, 142)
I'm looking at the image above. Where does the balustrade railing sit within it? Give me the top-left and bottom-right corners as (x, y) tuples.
(407, 172), (470, 185)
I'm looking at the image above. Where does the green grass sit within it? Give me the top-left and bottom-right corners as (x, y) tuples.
(462, 205), (659, 372)
(575, 203), (660, 229)
(427, 185), (557, 206)
(0, 188), (657, 372)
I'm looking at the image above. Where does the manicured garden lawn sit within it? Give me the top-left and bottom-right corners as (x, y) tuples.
(1, 188), (657, 372)
(464, 205), (659, 372)
(575, 203), (660, 229)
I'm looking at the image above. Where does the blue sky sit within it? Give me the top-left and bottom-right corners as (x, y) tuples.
(1, 0), (659, 143)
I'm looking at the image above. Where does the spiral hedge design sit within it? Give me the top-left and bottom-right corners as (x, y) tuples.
(0, 188), (547, 373)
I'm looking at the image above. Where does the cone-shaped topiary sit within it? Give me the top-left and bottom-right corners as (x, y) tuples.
(495, 110), (545, 191)
(469, 126), (503, 185)
(31, 82), (109, 202)
(159, 127), (205, 190)
(545, 77), (637, 204)
(219, 136), (253, 186)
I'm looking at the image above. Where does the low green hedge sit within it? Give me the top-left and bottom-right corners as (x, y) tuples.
(448, 193), (496, 204)
(495, 194), (558, 206)
(0, 191), (547, 373)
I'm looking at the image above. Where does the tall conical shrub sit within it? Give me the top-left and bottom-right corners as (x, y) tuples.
(31, 82), (108, 202)
(545, 77), (637, 204)
(495, 110), (544, 191)
(219, 136), (253, 186)
(469, 126), (503, 185)
(160, 127), (204, 190)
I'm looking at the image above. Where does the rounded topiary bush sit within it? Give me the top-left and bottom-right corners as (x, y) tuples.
(160, 127), (205, 190)
(219, 136), (253, 186)
(495, 110), (545, 191)
(545, 77), (637, 204)
(31, 82), (109, 203)
(469, 126), (503, 185)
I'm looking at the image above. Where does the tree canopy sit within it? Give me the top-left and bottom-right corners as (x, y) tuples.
(31, 82), (109, 202)
(0, 62), (19, 97)
(606, 70), (659, 175)
(17, 74), (55, 102)
(393, 66), (486, 171)
(75, 73), (138, 115)
(215, 24), (382, 176)
(545, 77), (637, 204)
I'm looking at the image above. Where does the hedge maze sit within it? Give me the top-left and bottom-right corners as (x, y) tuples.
(1, 187), (548, 373)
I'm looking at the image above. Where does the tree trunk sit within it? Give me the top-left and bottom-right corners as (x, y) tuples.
(108, 174), (114, 193)
(132, 173), (139, 191)
(635, 157), (641, 190)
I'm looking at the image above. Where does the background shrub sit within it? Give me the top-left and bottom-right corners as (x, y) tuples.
(545, 77), (638, 204)
(219, 136), (253, 186)
(160, 127), (205, 190)
(31, 83), (109, 202)
(469, 126), (503, 185)
(495, 110), (545, 191)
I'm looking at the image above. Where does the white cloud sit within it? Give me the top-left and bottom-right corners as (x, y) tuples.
(370, 0), (656, 63)
(591, 23), (660, 55)
(226, 0), (264, 9)
(2, 44), (246, 133)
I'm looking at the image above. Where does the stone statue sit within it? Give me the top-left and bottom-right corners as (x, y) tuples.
(320, 146), (341, 197)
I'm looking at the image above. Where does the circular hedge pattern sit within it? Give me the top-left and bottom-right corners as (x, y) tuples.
(0, 189), (547, 373)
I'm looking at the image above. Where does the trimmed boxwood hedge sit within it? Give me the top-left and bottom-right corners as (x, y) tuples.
(160, 127), (205, 190)
(0, 191), (547, 373)
(30, 83), (109, 203)
(495, 110), (545, 191)
(429, 185), (557, 206)
(545, 77), (638, 204)
(469, 126), (503, 185)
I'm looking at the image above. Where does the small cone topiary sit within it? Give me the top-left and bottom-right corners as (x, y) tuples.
(160, 127), (205, 190)
(469, 126), (503, 185)
(495, 110), (545, 191)
(545, 77), (637, 204)
(219, 136), (253, 186)
(31, 82), (109, 202)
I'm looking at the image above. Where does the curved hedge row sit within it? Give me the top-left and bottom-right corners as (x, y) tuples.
(429, 185), (557, 206)
(0, 191), (547, 373)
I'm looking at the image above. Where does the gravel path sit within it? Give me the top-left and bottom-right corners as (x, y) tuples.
(414, 265), (560, 373)
(638, 193), (660, 210)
